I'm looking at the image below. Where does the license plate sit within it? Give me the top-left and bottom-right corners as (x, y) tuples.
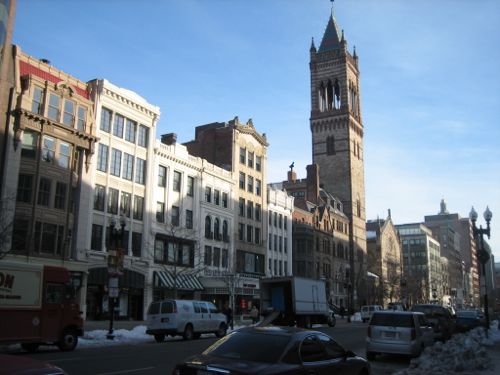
(383, 331), (396, 338)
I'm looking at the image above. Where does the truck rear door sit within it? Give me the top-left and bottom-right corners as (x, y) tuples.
(41, 283), (64, 342)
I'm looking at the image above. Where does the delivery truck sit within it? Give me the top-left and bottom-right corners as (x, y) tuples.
(0, 261), (83, 351)
(260, 276), (335, 328)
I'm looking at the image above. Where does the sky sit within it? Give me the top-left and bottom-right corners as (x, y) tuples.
(13, 0), (500, 259)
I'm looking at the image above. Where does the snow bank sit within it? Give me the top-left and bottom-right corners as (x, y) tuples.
(395, 321), (500, 375)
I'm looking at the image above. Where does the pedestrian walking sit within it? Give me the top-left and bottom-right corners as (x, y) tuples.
(224, 305), (234, 330)
(340, 306), (345, 320)
(250, 305), (259, 324)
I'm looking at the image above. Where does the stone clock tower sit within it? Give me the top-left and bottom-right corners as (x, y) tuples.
(310, 8), (367, 307)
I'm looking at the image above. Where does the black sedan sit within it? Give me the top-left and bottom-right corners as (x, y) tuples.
(172, 326), (370, 375)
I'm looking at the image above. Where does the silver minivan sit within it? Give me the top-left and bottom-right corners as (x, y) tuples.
(146, 299), (227, 342)
(366, 311), (434, 360)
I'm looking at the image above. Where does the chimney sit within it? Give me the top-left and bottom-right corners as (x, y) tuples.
(161, 133), (177, 145)
(306, 164), (320, 204)
(287, 170), (296, 183)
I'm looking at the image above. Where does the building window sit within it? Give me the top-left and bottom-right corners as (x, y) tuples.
(171, 206), (180, 226)
(58, 142), (71, 168)
(247, 176), (254, 193)
(274, 212), (277, 227)
(91, 224), (103, 251)
(221, 249), (228, 268)
(279, 236), (283, 252)
(246, 225), (253, 243)
(205, 216), (212, 238)
(138, 124), (149, 147)
(47, 93), (60, 121)
(113, 114), (124, 138)
(274, 234), (278, 251)
(223, 220), (229, 242)
(156, 202), (165, 223)
(284, 237), (288, 253)
(205, 186), (212, 203)
(256, 155), (262, 172)
(269, 234), (272, 250)
(222, 192), (228, 208)
(120, 192), (131, 217)
(108, 188), (119, 214)
(54, 182), (67, 210)
(133, 195), (144, 220)
(214, 189), (220, 205)
(34, 221), (62, 255)
(135, 158), (146, 184)
(248, 151), (254, 168)
(205, 246), (212, 267)
(279, 214), (283, 229)
(255, 204), (261, 221)
(32, 86), (43, 114)
(284, 217), (288, 230)
(256, 179), (261, 196)
(239, 198), (245, 216)
(123, 153), (134, 180)
(132, 232), (142, 257)
(42, 136), (55, 163)
(97, 144), (108, 172)
(247, 201), (253, 219)
(94, 184), (105, 211)
(125, 119), (136, 143)
(77, 106), (86, 131)
(238, 223), (245, 241)
(110, 149), (122, 177)
(100, 107), (112, 132)
(186, 210), (193, 229)
(255, 227), (260, 244)
(269, 211), (272, 225)
(62, 99), (75, 126)
(16, 174), (33, 203)
(240, 147), (246, 164)
(158, 165), (167, 187)
(187, 176), (194, 196)
(239, 172), (245, 189)
(37, 177), (51, 206)
(213, 247), (220, 268)
(21, 131), (37, 158)
(173, 171), (181, 192)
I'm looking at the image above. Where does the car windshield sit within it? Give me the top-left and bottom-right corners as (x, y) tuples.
(370, 313), (414, 327)
(204, 331), (291, 363)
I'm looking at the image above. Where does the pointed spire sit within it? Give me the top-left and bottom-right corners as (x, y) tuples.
(310, 37), (316, 52)
(341, 29), (345, 42)
(353, 45), (358, 59)
(319, 4), (343, 53)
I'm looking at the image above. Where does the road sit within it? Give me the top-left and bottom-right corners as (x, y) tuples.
(8, 321), (411, 375)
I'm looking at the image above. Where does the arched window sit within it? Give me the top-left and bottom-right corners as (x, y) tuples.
(326, 136), (335, 155)
(214, 218), (220, 240)
(334, 79), (341, 108)
(318, 82), (326, 112)
(205, 216), (212, 238)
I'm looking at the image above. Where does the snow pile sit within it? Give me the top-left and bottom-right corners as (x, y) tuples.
(395, 321), (500, 375)
(80, 325), (151, 347)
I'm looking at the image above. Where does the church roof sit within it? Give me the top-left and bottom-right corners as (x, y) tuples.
(318, 10), (343, 53)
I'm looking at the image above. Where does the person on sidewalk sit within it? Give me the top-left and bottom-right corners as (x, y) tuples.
(250, 305), (259, 324)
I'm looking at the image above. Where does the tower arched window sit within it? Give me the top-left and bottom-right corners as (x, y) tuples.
(205, 216), (212, 238)
(214, 218), (220, 240)
(334, 79), (341, 108)
(326, 135), (335, 155)
(326, 80), (334, 110)
(356, 198), (361, 218)
(319, 82), (326, 112)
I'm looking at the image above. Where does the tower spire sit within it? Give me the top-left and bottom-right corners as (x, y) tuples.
(319, 1), (342, 52)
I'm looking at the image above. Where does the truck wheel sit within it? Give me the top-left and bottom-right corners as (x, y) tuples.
(57, 329), (78, 351)
(21, 343), (40, 352)
(154, 334), (165, 343)
(215, 323), (227, 338)
(183, 324), (194, 340)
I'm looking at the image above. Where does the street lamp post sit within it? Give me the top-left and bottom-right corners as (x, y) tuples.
(107, 215), (126, 340)
(469, 206), (493, 335)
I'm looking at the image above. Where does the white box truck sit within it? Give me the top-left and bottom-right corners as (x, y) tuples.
(260, 276), (335, 328)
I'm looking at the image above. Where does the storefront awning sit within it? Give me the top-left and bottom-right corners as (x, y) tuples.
(154, 271), (204, 291)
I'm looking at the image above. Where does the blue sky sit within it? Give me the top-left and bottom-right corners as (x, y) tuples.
(14, 0), (500, 258)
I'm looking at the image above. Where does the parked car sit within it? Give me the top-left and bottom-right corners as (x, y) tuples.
(387, 302), (406, 311)
(410, 304), (455, 341)
(361, 305), (384, 323)
(0, 354), (66, 375)
(146, 299), (227, 342)
(172, 326), (371, 375)
(454, 310), (484, 333)
(366, 311), (434, 360)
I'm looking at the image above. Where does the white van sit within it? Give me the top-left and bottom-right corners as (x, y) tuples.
(361, 305), (384, 323)
(146, 299), (227, 342)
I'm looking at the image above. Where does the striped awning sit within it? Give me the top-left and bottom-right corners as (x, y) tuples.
(154, 271), (204, 291)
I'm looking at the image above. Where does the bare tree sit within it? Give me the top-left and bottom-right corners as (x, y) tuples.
(0, 196), (15, 259)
